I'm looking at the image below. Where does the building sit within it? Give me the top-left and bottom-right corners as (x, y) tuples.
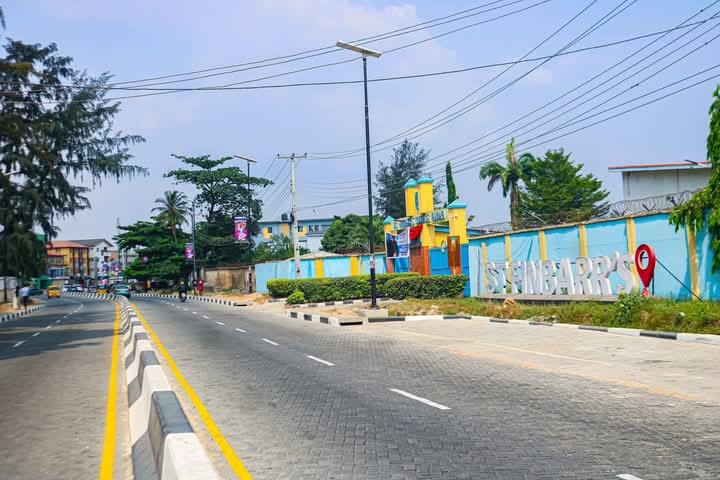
(46, 241), (91, 283)
(608, 160), (710, 200)
(70, 239), (114, 279)
(256, 215), (336, 252)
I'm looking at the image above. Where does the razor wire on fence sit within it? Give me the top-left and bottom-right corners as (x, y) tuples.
(469, 190), (699, 234)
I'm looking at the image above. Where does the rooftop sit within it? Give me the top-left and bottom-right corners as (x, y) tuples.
(70, 238), (114, 247)
(259, 217), (336, 224)
(608, 161), (710, 173)
(47, 240), (90, 249)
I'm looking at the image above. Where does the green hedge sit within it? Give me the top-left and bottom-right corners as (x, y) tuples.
(267, 272), (419, 302)
(286, 290), (305, 304)
(384, 274), (468, 300)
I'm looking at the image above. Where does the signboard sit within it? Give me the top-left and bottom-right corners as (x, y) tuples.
(385, 229), (410, 259)
(391, 208), (448, 231)
(234, 216), (248, 242)
(484, 251), (636, 296)
(184, 242), (194, 259)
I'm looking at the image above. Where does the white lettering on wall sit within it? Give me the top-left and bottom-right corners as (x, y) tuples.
(483, 251), (635, 296)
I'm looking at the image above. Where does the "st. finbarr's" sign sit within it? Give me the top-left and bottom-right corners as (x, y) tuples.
(485, 251), (636, 296)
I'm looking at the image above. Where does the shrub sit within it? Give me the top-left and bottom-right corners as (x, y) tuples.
(286, 290), (305, 304)
(384, 274), (468, 300)
(267, 278), (296, 298)
(266, 272), (419, 302)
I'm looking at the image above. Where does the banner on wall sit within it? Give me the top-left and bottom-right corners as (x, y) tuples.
(234, 216), (248, 242)
(184, 242), (194, 259)
(385, 229), (410, 259)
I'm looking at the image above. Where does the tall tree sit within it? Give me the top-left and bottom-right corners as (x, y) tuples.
(152, 190), (189, 243)
(670, 84), (720, 272)
(479, 138), (533, 229)
(0, 38), (144, 299)
(375, 140), (430, 219)
(520, 149), (609, 226)
(165, 154), (271, 266)
(321, 214), (385, 254)
(445, 161), (458, 205)
(115, 218), (192, 282)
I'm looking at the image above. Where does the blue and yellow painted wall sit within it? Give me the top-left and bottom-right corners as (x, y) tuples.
(468, 211), (720, 300)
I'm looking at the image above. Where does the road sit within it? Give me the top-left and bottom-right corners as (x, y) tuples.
(132, 296), (720, 480)
(0, 297), (131, 480)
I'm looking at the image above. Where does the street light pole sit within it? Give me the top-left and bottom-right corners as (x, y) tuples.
(233, 155), (258, 242)
(336, 40), (382, 308)
(191, 200), (198, 283)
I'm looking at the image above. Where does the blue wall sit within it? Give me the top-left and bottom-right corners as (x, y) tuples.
(255, 253), (387, 293)
(468, 212), (720, 300)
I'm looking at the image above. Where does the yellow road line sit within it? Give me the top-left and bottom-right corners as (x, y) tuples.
(131, 302), (253, 480)
(99, 302), (120, 480)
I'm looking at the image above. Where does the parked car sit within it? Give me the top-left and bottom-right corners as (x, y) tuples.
(114, 283), (131, 298)
(88, 286), (97, 293)
(27, 288), (43, 296)
(47, 286), (61, 298)
(62, 285), (78, 293)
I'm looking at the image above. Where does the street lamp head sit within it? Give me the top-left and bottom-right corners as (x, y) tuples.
(336, 41), (382, 58)
(233, 155), (257, 163)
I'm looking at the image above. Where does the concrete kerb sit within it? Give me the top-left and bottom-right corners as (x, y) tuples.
(0, 304), (43, 323)
(134, 292), (242, 307)
(117, 297), (219, 480)
(282, 307), (720, 345)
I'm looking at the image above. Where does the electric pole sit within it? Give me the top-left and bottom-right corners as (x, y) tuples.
(277, 153), (306, 279)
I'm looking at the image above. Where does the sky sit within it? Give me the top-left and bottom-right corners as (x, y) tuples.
(4, 0), (718, 241)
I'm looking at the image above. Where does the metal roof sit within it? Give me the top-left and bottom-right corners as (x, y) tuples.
(608, 161), (710, 172)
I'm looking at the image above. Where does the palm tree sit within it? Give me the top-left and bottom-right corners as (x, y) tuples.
(479, 138), (534, 229)
(152, 191), (188, 243)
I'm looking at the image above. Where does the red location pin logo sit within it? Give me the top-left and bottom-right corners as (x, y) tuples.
(634, 243), (656, 296)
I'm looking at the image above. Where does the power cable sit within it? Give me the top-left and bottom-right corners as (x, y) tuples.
(311, 0), (639, 160)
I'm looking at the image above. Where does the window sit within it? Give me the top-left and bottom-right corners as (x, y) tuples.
(297, 225), (303, 232)
(267, 227), (273, 234)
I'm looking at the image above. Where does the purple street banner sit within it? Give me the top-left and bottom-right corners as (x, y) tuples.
(184, 242), (194, 259)
(142, 256), (149, 264)
(234, 216), (248, 242)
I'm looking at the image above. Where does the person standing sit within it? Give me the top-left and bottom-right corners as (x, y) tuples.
(198, 278), (204, 296)
(20, 284), (30, 310)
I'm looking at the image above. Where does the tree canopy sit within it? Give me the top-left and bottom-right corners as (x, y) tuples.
(520, 149), (609, 226)
(670, 84), (720, 272)
(152, 190), (189, 243)
(479, 138), (533, 229)
(166, 154), (272, 266)
(253, 234), (309, 262)
(115, 218), (192, 282)
(321, 214), (384, 254)
(0, 37), (144, 283)
(445, 161), (458, 205)
(375, 140), (430, 219)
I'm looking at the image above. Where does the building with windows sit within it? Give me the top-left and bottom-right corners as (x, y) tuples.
(70, 238), (114, 279)
(256, 215), (336, 252)
(46, 241), (91, 282)
(608, 160), (710, 200)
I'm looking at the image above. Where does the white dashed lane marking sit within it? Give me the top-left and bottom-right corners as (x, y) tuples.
(45, 325), (52, 329)
(12, 341), (24, 348)
(306, 355), (334, 366)
(32, 332), (40, 337)
(617, 475), (644, 480)
(234, 328), (246, 333)
(262, 338), (279, 346)
(202, 315), (210, 319)
(192, 311), (198, 315)
(389, 388), (451, 411)
(216, 321), (225, 326)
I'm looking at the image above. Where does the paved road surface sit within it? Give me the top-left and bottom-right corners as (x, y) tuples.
(0, 297), (130, 480)
(133, 296), (720, 480)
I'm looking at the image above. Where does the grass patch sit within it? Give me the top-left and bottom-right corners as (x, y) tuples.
(388, 294), (720, 335)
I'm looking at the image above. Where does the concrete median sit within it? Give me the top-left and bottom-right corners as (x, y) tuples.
(118, 297), (219, 480)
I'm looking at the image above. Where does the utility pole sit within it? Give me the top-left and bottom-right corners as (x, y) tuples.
(277, 153), (307, 279)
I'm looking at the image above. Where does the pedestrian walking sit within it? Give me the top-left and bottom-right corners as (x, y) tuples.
(20, 284), (30, 310)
